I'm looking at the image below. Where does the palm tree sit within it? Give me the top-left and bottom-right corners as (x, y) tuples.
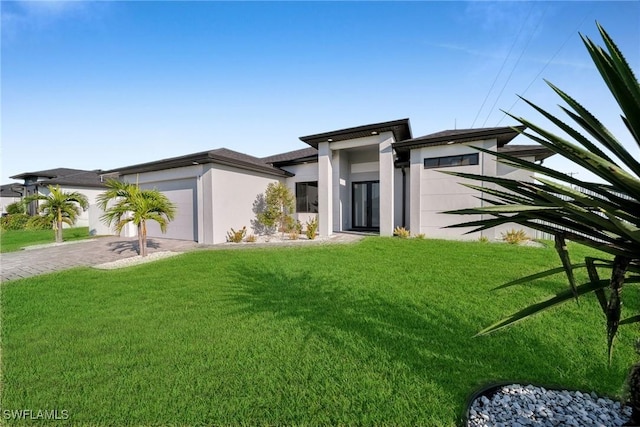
(24, 185), (89, 243)
(97, 179), (177, 257)
(445, 24), (639, 362)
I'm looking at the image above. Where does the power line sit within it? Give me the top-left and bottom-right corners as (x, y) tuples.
(495, 8), (594, 127)
(470, 3), (535, 128)
(481, 4), (549, 127)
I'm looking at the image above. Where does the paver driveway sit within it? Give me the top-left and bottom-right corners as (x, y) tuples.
(0, 236), (201, 282)
(0, 233), (365, 282)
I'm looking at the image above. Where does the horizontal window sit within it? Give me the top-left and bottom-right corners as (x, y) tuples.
(295, 181), (318, 213)
(424, 153), (479, 169)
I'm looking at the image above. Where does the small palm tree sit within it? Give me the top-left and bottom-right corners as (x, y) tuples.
(97, 179), (177, 257)
(24, 185), (89, 243)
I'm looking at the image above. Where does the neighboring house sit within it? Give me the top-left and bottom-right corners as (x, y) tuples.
(9, 168), (107, 234)
(0, 184), (24, 215)
(102, 118), (554, 244)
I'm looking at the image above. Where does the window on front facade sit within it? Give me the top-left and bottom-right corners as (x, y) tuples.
(423, 153), (479, 169)
(295, 182), (318, 213)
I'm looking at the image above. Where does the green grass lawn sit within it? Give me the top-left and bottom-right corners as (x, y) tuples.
(2, 238), (637, 426)
(0, 227), (90, 253)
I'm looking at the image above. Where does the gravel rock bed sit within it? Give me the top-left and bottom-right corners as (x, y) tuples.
(468, 384), (632, 426)
(93, 251), (182, 270)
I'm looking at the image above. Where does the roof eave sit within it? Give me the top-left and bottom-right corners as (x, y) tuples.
(103, 152), (292, 178)
(393, 125), (526, 153)
(300, 118), (412, 149)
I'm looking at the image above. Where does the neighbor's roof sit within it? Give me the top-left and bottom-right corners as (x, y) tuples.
(300, 118), (412, 149)
(0, 183), (24, 198)
(102, 148), (293, 178)
(9, 168), (106, 188)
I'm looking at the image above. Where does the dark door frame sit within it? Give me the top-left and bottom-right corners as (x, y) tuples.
(351, 180), (380, 231)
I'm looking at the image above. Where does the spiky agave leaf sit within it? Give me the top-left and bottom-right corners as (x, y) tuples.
(443, 24), (640, 361)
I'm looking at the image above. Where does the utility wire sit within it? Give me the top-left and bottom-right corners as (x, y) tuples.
(469, 3), (534, 128)
(481, 4), (549, 127)
(495, 8), (593, 127)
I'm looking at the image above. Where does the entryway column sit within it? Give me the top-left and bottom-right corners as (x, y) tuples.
(318, 141), (333, 237)
(379, 137), (395, 236)
(409, 148), (422, 235)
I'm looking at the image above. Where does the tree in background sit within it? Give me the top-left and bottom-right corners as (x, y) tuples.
(257, 182), (295, 238)
(97, 179), (177, 257)
(23, 185), (88, 243)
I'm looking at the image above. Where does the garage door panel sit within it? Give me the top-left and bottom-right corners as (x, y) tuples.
(141, 179), (196, 241)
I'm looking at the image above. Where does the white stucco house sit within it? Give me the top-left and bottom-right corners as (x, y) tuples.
(100, 118), (554, 244)
(8, 168), (108, 235)
(0, 184), (24, 215)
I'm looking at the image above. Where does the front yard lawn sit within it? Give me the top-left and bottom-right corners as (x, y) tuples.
(2, 238), (636, 425)
(0, 227), (90, 253)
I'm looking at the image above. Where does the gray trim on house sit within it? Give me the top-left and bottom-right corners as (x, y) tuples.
(498, 144), (555, 162)
(299, 118), (412, 149)
(392, 126), (526, 160)
(262, 147), (319, 166)
(102, 148), (293, 178)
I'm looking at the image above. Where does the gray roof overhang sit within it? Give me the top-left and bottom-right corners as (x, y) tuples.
(300, 118), (412, 149)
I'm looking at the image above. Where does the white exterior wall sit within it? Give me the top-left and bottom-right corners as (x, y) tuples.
(379, 136), (395, 236)
(282, 162), (319, 224)
(0, 195), (22, 215)
(410, 140), (498, 240)
(121, 164), (283, 244)
(495, 156), (540, 240)
(39, 185), (105, 231)
(121, 165), (203, 240)
(209, 164), (283, 244)
(318, 142), (333, 237)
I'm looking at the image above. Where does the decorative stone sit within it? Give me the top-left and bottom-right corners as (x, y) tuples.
(467, 384), (631, 426)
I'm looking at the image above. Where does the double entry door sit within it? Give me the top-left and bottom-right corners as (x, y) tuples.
(352, 181), (380, 230)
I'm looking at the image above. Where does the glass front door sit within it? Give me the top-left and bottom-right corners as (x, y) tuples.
(352, 181), (380, 229)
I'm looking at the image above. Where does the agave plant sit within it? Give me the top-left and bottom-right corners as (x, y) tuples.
(443, 23), (640, 363)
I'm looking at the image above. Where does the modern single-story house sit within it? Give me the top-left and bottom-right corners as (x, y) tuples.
(101, 118), (554, 244)
(0, 184), (24, 215)
(8, 168), (107, 234)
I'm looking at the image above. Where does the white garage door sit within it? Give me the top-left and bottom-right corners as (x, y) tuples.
(141, 178), (197, 241)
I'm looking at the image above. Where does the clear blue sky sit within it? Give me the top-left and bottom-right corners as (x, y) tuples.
(2, 1), (639, 184)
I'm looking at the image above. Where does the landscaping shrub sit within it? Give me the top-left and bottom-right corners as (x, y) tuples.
(501, 229), (529, 245)
(245, 234), (257, 243)
(5, 202), (25, 215)
(256, 182), (295, 238)
(25, 215), (52, 231)
(393, 226), (411, 239)
(0, 214), (30, 231)
(305, 216), (318, 240)
(226, 226), (247, 243)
